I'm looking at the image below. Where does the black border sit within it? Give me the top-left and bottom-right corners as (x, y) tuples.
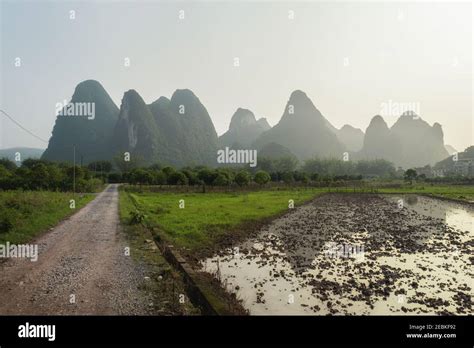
(0, 315), (472, 346)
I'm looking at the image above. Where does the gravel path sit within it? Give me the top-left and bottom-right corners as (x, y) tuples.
(0, 184), (151, 315)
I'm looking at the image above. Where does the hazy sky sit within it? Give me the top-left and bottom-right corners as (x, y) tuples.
(1, 0), (472, 152)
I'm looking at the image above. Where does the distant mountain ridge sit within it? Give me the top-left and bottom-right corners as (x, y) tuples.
(335, 125), (364, 152)
(219, 108), (270, 148)
(253, 90), (344, 160)
(41, 80), (455, 169)
(0, 147), (44, 163)
(358, 112), (449, 168)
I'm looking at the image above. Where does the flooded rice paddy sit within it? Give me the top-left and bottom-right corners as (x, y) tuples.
(202, 194), (473, 315)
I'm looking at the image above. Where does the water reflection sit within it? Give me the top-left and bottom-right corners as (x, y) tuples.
(202, 194), (473, 315)
(390, 195), (474, 240)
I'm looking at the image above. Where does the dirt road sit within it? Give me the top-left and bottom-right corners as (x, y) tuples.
(0, 184), (151, 315)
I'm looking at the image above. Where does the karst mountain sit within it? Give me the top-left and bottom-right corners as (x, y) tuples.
(42, 80), (451, 169)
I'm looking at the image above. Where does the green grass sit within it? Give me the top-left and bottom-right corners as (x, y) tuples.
(0, 191), (94, 245)
(120, 188), (322, 250)
(325, 183), (474, 202)
(119, 183), (474, 252)
(376, 184), (474, 201)
(118, 192), (200, 314)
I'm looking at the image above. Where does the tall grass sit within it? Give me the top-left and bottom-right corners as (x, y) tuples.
(0, 191), (94, 244)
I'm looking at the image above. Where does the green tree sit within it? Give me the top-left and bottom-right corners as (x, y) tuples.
(197, 168), (216, 185)
(282, 171), (294, 184)
(88, 160), (113, 173)
(154, 170), (167, 185)
(275, 157), (298, 172)
(168, 171), (188, 185)
(161, 166), (176, 183)
(182, 169), (201, 185)
(148, 163), (163, 171)
(257, 157), (275, 173)
(0, 158), (17, 171)
(235, 170), (251, 187)
(213, 173), (230, 186)
(0, 164), (12, 178)
(45, 164), (66, 189)
(21, 158), (49, 169)
(254, 170), (271, 186)
(130, 169), (154, 185)
(404, 169), (418, 184)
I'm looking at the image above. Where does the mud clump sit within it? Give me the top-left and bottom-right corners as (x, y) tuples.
(203, 194), (473, 315)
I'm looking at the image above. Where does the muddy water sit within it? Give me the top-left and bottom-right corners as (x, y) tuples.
(201, 194), (473, 315)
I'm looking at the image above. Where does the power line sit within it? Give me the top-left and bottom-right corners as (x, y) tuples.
(0, 109), (49, 143)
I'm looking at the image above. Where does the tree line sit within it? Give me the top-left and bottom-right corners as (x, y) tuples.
(0, 156), (402, 191)
(0, 158), (102, 192)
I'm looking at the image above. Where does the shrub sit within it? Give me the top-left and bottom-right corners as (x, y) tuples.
(107, 172), (122, 183)
(282, 172), (294, 184)
(254, 170), (271, 186)
(0, 213), (14, 234)
(154, 170), (167, 185)
(168, 171), (189, 185)
(213, 173), (230, 186)
(197, 168), (216, 185)
(129, 210), (146, 225)
(235, 170), (251, 187)
(182, 170), (201, 186)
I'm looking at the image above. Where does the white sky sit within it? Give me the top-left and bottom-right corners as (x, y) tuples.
(1, 0), (472, 151)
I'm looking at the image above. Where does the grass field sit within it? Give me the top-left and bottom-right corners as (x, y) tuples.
(0, 191), (94, 245)
(327, 184), (474, 201)
(377, 185), (474, 201)
(120, 183), (474, 253)
(120, 187), (323, 251)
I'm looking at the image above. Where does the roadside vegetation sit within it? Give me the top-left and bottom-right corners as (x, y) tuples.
(0, 158), (103, 244)
(121, 188), (247, 315)
(0, 158), (104, 192)
(0, 191), (93, 244)
(118, 191), (201, 315)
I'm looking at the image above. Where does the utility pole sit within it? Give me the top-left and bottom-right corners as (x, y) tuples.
(73, 145), (76, 199)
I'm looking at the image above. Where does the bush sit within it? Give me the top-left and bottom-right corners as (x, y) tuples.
(0, 213), (14, 234)
(213, 173), (230, 186)
(154, 170), (167, 185)
(167, 171), (188, 185)
(162, 166), (176, 179)
(0, 158), (17, 171)
(182, 170), (201, 186)
(107, 172), (122, 183)
(0, 208), (20, 234)
(76, 178), (103, 192)
(254, 170), (271, 186)
(87, 161), (113, 173)
(235, 170), (251, 187)
(129, 169), (154, 185)
(129, 210), (146, 225)
(282, 172), (294, 184)
(197, 168), (216, 185)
